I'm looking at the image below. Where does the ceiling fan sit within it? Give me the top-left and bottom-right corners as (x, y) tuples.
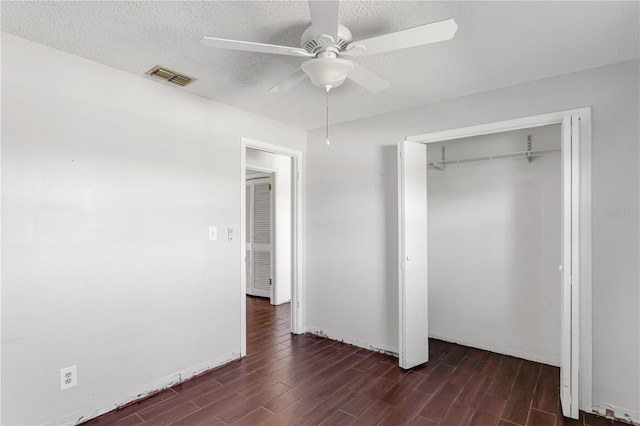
(200, 1), (458, 94)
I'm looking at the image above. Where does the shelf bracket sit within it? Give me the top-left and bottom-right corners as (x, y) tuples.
(434, 146), (446, 170)
(428, 146), (446, 170)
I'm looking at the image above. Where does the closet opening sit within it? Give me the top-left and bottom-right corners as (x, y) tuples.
(399, 108), (592, 419)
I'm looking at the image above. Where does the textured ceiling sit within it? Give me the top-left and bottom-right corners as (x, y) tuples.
(2, 1), (639, 130)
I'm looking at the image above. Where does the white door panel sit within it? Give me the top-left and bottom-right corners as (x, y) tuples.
(398, 140), (429, 369)
(560, 115), (579, 419)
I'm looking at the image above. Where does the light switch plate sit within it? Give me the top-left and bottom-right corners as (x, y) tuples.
(209, 226), (217, 241)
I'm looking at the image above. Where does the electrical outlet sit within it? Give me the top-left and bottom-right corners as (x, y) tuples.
(208, 226), (217, 241)
(60, 365), (77, 390)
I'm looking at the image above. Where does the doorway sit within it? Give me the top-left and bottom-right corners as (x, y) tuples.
(240, 138), (305, 357)
(398, 108), (592, 418)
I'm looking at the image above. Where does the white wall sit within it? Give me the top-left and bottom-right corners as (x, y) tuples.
(427, 125), (561, 366)
(0, 33), (306, 425)
(307, 59), (639, 420)
(246, 149), (292, 305)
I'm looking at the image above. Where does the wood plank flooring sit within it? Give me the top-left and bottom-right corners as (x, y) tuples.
(83, 296), (625, 426)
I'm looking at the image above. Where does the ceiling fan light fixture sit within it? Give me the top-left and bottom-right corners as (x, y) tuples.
(301, 58), (354, 89)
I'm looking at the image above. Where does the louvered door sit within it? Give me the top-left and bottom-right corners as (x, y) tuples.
(246, 177), (273, 298)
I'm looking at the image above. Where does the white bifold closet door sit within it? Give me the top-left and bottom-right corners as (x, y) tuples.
(397, 140), (429, 369)
(246, 177), (273, 298)
(560, 115), (579, 418)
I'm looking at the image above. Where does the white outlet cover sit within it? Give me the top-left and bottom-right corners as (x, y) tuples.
(60, 365), (77, 390)
(209, 226), (217, 241)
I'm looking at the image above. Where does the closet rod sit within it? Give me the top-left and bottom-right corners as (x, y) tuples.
(428, 148), (560, 170)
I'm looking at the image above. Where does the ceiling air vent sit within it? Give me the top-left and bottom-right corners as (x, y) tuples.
(145, 65), (196, 87)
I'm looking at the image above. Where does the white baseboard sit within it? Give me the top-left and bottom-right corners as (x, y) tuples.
(306, 325), (398, 356)
(428, 333), (560, 367)
(592, 401), (639, 425)
(49, 351), (241, 426)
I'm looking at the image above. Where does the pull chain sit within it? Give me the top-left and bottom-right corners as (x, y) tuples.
(325, 86), (331, 146)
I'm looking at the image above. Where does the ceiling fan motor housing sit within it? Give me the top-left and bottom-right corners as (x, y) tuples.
(301, 24), (353, 56)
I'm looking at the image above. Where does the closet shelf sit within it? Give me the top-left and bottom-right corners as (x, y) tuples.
(428, 148), (560, 170)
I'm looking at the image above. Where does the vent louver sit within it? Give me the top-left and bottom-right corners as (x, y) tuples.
(145, 65), (195, 87)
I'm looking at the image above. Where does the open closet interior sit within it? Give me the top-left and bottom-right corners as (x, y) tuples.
(427, 124), (562, 366)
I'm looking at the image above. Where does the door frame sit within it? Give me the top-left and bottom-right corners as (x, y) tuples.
(403, 107), (592, 415)
(240, 137), (305, 357)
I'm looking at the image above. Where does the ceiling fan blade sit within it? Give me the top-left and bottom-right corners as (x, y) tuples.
(347, 62), (390, 93)
(308, 1), (340, 41)
(354, 18), (458, 56)
(270, 68), (308, 92)
(201, 37), (313, 57)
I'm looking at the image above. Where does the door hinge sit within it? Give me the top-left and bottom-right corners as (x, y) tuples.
(269, 278), (272, 285)
(268, 184), (272, 191)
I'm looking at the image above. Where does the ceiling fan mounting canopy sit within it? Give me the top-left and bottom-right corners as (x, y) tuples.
(200, 1), (458, 93)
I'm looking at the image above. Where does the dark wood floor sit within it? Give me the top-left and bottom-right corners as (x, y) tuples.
(84, 296), (624, 426)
